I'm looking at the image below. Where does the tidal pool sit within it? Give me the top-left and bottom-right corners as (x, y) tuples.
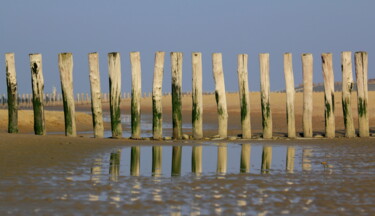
(1, 142), (374, 215)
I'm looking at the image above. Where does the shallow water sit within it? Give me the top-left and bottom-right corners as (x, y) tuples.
(1, 142), (374, 215)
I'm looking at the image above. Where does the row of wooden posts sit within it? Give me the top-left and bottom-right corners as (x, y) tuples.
(4, 51), (369, 139)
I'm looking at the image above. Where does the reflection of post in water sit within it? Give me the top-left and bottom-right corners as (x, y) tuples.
(131, 146), (141, 176)
(240, 144), (251, 173)
(192, 146), (202, 175)
(217, 144), (227, 175)
(286, 146), (295, 173)
(91, 158), (102, 184)
(109, 150), (121, 181)
(261, 146), (272, 174)
(171, 146), (182, 176)
(152, 146), (162, 176)
(302, 148), (312, 171)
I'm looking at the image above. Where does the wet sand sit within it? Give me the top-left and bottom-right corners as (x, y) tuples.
(1, 92), (374, 215)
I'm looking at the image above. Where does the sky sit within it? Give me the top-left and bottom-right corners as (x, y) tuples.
(0, 0), (374, 95)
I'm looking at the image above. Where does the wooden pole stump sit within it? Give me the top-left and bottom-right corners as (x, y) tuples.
(88, 52), (104, 138)
(192, 52), (203, 139)
(259, 53), (272, 139)
(212, 53), (228, 138)
(237, 54), (251, 139)
(5, 53), (18, 133)
(58, 53), (76, 137)
(152, 52), (165, 139)
(355, 51), (369, 137)
(321, 53), (335, 138)
(130, 52), (142, 139)
(171, 52), (183, 139)
(30, 53), (46, 135)
(341, 51), (355, 138)
(302, 53), (313, 138)
(108, 52), (122, 138)
(283, 53), (296, 138)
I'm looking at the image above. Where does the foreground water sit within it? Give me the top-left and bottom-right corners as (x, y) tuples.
(1, 141), (374, 215)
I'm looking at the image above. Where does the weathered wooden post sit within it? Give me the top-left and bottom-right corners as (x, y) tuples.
(261, 146), (272, 174)
(152, 52), (165, 140)
(286, 146), (295, 173)
(58, 53), (76, 137)
(341, 51), (355, 138)
(240, 144), (251, 173)
(355, 52), (369, 137)
(130, 52), (142, 139)
(237, 54), (251, 139)
(171, 52), (183, 139)
(108, 52), (122, 138)
(259, 53), (272, 139)
(152, 146), (162, 176)
(212, 53), (228, 138)
(321, 53), (335, 138)
(192, 52), (203, 139)
(30, 53), (46, 135)
(217, 143), (227, 175)
(192, 145), (202, 175)
(171, 146), (182, 176)
(131, 146), (140, 176)
(283, 53), (296, 138)
(302, 53), (313, 138)
(88, 52), (104, 138)
(5, 53), (18, 133)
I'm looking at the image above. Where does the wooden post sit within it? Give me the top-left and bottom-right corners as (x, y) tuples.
(212, 53), (228, 138)
(321, 53), (335, 138)
(5, 53), (18, 133)
(130, 52), (142, 139)
(283, 53), (296, 138)
(237, 54), (251, 139)
(152, 146), (162, 176)
(88, 52), (104, 138)
(355, 51), (369, 137)
(30, 53), (46, 135)
(171, 52), (183, 139)
(108, 52), (122, 138)
(217, 144), (227, 175)
(152, 52), (165, 139)
(192, 52), (203, 139)
(240, 144), (251, 173)
(302, 53), (313, 138)
(192, 145), (202, 175)
(259, 53), (272, 139)
(261, 146), (272, 174)
(341, 51), (355, 138)
(130, 146), (140, 176)
(58, 53), (76, 137)
(171, 146), (182, 176)
(286, 146), (295, 173)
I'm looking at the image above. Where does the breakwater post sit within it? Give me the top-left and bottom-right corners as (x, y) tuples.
(192, 52), (203, 139)
(171, 52), (183, 139)
(321, 53), (335, 138)
(108, 52), (122, 138)
(58, 53), (76, 137)
(283, 53), (296, 138)
(341, 51), (355, 138)
(130, 52), (142, 139)
(88, 52), (104, 138)
(355, 51), (369, 137)
(212, 53), (228, 138)
(30, 53), (46, 135)
(302, 53), (313, 138)
(152, 52), (165, 140)
(5, 53), (18, 133)
(259, 53), (272, 139)
(237, 54), (251, 139)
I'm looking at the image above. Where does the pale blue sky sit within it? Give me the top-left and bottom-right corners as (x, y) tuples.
(1, 0), (374, 94)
